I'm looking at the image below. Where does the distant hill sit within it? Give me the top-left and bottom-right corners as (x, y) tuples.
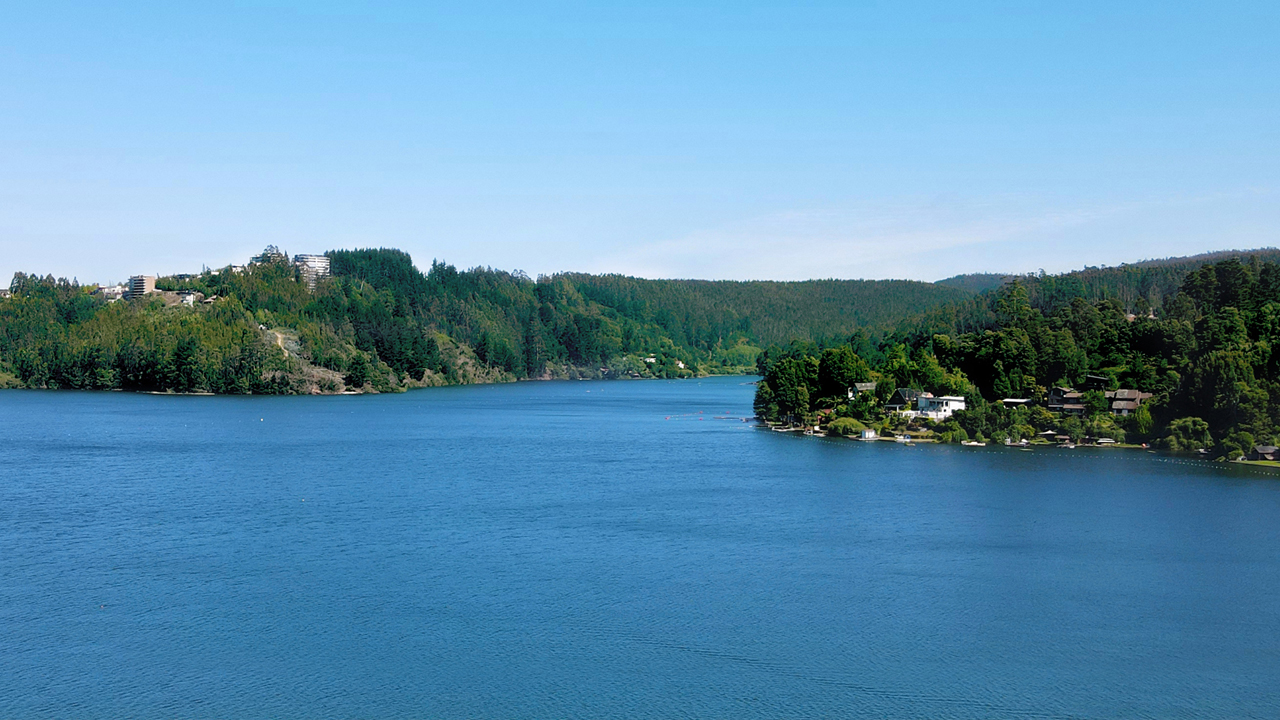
(1016, 248), (1280, 312)
(935, 273), (1013, 294)
(0, 248), (973, 394)
(897, 247), (1280, 340)
(559, 273), (970, 348)
(8, 245), (1280, 395)
(936, 249), (1280, 310)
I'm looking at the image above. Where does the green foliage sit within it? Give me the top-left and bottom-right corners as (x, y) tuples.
(1219, 430), (1255, 461)
(1081, 389), (1109, 416)
(827, 417), (867, 436)
(817, 346), (871, 400)
(1133, 404), (1155, 437)
(755, 254), (1280, 452)
(1163, 417), (1212, 452)
(0, 246), (973, 396)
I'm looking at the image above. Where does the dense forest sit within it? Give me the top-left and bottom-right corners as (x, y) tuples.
(0, 247), (963, 394)
(755, 255), (1280, 459)
(9, 243), (1280, 459)
(896, 248), (1280, 341)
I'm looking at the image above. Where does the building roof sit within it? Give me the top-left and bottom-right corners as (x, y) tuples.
(1109, 388), (1153, 400)
(1112, 400), (1139, 411)
(887, 388), (925, 404)
(1254, 445), (1279, 454)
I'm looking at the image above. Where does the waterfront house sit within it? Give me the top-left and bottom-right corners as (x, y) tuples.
(917, 395), (966, 421)
(1248, 445), (1279, 461)
(1105, 388), (1153, 416)
(1048, 387), (1085, 415)
(885, 388), (925, 412)
(860, 429), (878, 440)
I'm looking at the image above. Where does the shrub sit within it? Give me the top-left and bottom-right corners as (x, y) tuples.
(827, 417), (867, 436)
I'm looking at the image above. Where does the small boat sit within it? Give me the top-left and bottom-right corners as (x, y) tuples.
(961, 441), (986, 447)
(895, 435), (911, 443)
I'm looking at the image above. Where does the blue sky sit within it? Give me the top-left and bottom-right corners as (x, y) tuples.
(2, 1), (1277, 284)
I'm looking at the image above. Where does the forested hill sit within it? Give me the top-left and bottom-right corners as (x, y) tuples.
(553, 273), (967, 347)
(754, 254), (1280, 458)
(0, 247), (966, 394)
(1012, 248), (1280, 312)
(934, 273), (1012, 294)
(899, 248), (1280, 341)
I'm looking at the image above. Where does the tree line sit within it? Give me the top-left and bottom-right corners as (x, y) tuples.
(0, 247), (965, 394)
(755, 256), (1280, 458)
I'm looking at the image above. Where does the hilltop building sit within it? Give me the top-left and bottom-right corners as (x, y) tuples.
(127, 275), (156, 299)
(251, 245), (288, 264)
(293, 254), (331, 289)
(97, 285), (126, 302)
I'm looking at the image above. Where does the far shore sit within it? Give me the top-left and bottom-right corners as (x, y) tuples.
(761, 419), (1280, 469)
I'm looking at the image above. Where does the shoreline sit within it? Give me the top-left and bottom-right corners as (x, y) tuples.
(0, 372), (759, 397)
(762, 420), (1280, 470)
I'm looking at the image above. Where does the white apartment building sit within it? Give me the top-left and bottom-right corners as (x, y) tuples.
(293, 254), (331, 289)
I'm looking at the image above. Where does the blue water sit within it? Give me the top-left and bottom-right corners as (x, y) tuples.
(2, 377), (1279, 719)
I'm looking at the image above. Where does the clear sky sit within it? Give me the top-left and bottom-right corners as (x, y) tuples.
(2, 1), (1277, 284)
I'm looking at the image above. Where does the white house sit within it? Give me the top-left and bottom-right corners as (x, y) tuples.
(916, 395), (966, 421)
(847, 382), (878, 399)
(97, 285), (125, 302)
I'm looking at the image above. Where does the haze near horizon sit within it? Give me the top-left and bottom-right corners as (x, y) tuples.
(2, 1), (1277, 285)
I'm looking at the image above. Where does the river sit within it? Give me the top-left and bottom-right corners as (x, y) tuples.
(2, 377), (1278, 718)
